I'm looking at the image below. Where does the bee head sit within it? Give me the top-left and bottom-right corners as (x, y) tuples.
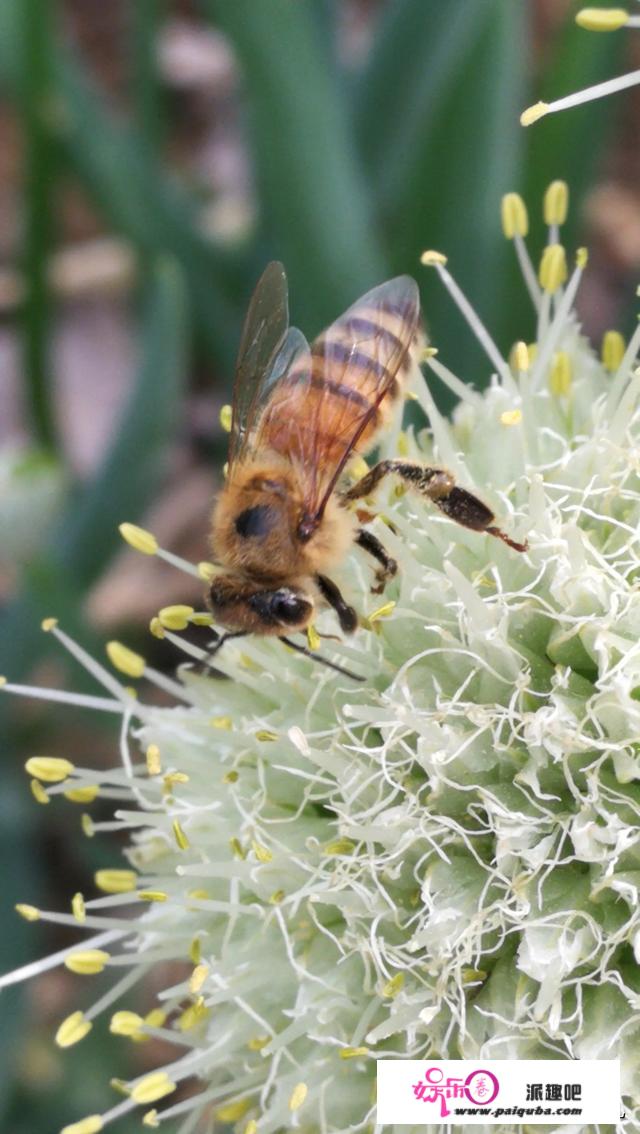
(208, 576), (314, 634)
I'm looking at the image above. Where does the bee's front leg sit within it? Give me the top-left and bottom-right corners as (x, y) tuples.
(343, 459), (527, 552)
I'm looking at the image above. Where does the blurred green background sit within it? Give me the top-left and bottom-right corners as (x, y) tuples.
(0, 1), (637, 1130)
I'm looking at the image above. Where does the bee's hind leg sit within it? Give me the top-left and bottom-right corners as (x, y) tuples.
(316, 574), (358, 633)
(355, 529), (398, 594)
(344, 459), (527, 553)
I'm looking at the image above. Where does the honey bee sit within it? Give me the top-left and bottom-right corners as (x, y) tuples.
(207, 262), (526, 679)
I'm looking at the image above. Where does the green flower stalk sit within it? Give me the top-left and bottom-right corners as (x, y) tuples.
(3, 184), (640, 1134)
(522, 5), (640, 124)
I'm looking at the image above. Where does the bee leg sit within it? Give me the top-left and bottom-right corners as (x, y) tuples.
(198, 630), (247, 675)
(355, 529), (398, 594)
(315, 574), (358, 633)
(344, 459), (527, 552)
(279, 636), (364, 682)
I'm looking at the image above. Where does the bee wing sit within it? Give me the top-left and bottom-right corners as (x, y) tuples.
(286, 275), (422, 530)
(229, 261), (291, 465)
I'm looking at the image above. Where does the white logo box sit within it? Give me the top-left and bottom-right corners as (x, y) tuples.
(376, 1059), (620, 1125)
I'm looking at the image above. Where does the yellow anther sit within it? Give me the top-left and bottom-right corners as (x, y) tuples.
(252, 840), (273, 863)
(60, 1116), (103, 1134)
(210, 715), (232, 729)
(149, 617), (165, 640)
(30, 779), (50, 805)
(146, 744), (162, 775)
(347, 455), (370, 481)
(244, 1121), (258, 1134)
(41, 617), (58, 632)
(396, 430), (410, 457)
(178, 998), (209, 1031)
(64, 784), (100, 804)
(190, 612), (213, 626)
(158, 604), (194, 630)
(500, 409), (523, 426)
(15, 903), (40, 921)
(324, 838), (356, 855)
(0, 676), (5, 687)
(106, 641), (145, 679)
(543, 180), (569, 225)
(510, 341), (530, 372)
(95, 869), (138, 894)
(189, 963), (209, 994)
(65, 949), (110, 975)
(576, 7), (629, 31)
(306, 624), (320, 651)
(55, 1010), (92, 1048)
(538, 244), (567, 293)
(420, 249), (447, 267)
(109, 1080), (131, 1095)
(247, 1036), (270, 1052)
(81, 813), (94, 837)
(189, 937), (202, 964)
(130, 1072), (177, 1105)
(602, 329), (625, 372)
(256, 730), (278, 742)
(219, 404), (233, 432)
(163, 770), (189, 789)
(462, 967), (488, 984)
(339, 1046), (369, 1059)
(576, 246), (589, 269)
(230, 837), (246, 859)
(223, 770), (239, 783)
(501, 192), (529, 239)
(172, 819), (190, 850)
(289, 1083), (308, 1112)
(520, 101), (550, 126)
(269, 889), (285, 904)
(138, 890), (168, 902)
(118, 522), (158, 555)
(72, 893), (86, 923)
(144, 1007), (167, 1029)
(26, 755), (74, 782)
(187, 888), (210, 901)
(215, 1100), (251, 1123)
(382, 972), (405, 998)
(197, 560), (218, 582)
(549, 351), (572, 397)
(143, 1112), (159, 1129)
(110, 1011), (144, 1037)
(367, 600), (396, 623)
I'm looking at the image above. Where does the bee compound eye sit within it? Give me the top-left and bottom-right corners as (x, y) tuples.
(271, 589), (311, 625)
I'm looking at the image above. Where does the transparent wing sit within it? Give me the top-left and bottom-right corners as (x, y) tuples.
(262, 275), (421, 533)
(229, 261), (290, 465)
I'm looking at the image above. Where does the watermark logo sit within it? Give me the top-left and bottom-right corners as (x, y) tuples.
(412, 1066), (499, 1117)
(377, 1059), (621, 1125)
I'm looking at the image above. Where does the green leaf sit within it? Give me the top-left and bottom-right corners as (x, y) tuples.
(377, 0), (527, 399)
(204, 0), (386, 333)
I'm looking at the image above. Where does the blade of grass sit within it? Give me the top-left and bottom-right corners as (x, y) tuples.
(18, 0), (58, 451)
(130, 0), (166, 158)
(379, 0), (527, 399)
(354, 0), (489, 212)
(204, 0), (386, 333)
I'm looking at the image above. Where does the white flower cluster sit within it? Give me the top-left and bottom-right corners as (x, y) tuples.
(2, 184), (639, 1134)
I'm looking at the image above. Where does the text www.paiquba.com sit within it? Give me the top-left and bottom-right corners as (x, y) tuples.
(454, 1108), (583, 1118)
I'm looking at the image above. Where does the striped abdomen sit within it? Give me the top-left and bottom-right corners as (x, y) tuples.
(258, 279), (423, 471)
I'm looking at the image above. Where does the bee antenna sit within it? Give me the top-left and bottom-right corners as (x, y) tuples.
(279, 636), (365, 682)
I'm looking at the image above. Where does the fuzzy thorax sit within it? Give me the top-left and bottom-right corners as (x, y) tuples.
(210, 456), (356, 583)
